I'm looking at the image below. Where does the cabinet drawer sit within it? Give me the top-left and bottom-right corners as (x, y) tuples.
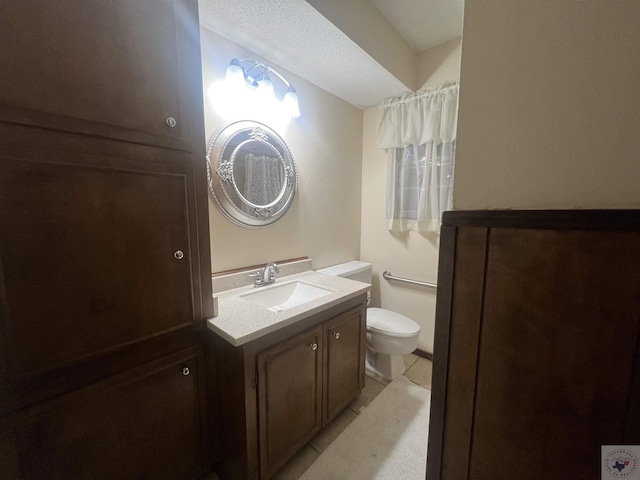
(0, 347), (209, 480)
(0, 159), (197, 377)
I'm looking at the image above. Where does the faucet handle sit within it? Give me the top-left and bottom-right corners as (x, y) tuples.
(249, 269), (262, 279)
(269, 263), (280, 279)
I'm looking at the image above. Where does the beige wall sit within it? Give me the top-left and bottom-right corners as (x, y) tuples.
(307, 0), (418, 90)
(418, 36), (462, 90)
(360, 41), (462, 353)
(201, 29), (363, 275)
(454, 0), (640, 210)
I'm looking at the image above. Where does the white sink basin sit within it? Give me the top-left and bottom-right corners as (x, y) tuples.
(240, 281), (333, 312)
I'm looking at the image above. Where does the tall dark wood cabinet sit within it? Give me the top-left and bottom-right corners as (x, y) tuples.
(0, 1), (213, 478)
(427, 210), (640, 480)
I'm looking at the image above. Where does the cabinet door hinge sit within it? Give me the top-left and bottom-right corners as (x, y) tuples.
(252, 371), (258, 390)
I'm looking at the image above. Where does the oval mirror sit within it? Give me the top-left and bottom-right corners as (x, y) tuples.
(206, 120), (297, 228)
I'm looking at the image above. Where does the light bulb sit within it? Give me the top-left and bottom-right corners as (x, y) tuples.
(225, 58), (245, 88)
(257, 72), (275, 101)
(283, 86), (300, 118)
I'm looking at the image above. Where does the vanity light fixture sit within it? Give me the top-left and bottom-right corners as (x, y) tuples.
(225, 58), (301, 118)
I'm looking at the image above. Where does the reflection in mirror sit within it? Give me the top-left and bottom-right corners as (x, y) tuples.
(232, 140), (285, 207)
(206, 120), (297, 228)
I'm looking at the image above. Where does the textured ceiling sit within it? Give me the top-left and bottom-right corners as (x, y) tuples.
(198, 0), (411, 108)
(370, 0), (464, 52)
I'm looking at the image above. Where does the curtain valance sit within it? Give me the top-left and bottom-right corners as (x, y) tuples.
(376, 82), (459, 149)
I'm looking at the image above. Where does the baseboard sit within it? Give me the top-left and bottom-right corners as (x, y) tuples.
(413, 348), (433, 361)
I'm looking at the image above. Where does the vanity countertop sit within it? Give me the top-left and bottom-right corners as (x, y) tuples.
(207, 270), (370, 346)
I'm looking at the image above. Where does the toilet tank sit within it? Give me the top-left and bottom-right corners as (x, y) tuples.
(317, 261), (372, 284)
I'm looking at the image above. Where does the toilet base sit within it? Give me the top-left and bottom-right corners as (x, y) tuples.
(366, 349), (406, 381)
(364, 357), (389, 384)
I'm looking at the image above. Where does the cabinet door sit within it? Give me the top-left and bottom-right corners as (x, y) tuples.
(468, 229), (640, 480)
(0, 0), (200, 152)
(429, 220), (640, 480)
(257, 326), (323, 479)
(1, 347), (209, 480)
(323, 306), (366, 424)
(0, 158), (197, 378)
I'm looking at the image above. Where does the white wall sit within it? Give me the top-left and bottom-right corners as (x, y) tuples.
(360, 39), (462, 353)
(454, 0), (640, 210)
(201, 29), (364, 275)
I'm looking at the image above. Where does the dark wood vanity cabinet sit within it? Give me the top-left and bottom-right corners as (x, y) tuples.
(213, 295), (366, 480)
(0, 1), (213, 478)
(428, 210), (640, 480)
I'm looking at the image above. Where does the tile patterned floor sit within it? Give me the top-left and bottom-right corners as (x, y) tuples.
(206, 356), (433, 480)
(404, 356), (433, 390)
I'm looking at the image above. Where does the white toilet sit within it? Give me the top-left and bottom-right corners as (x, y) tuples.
(317, 261), (421, 381)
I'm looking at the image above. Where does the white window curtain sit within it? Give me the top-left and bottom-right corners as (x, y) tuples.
(377, 82), (458, 233)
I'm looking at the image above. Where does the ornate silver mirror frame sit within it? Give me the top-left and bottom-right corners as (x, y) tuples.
(206, 120), (297, 228)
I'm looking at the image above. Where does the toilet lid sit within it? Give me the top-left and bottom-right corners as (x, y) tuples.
(367, 308), (421, 338)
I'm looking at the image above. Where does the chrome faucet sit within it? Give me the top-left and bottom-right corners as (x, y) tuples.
(249, 262), (281, 287)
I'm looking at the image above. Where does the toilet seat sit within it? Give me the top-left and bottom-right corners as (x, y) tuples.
(366, 307), (420, 338)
